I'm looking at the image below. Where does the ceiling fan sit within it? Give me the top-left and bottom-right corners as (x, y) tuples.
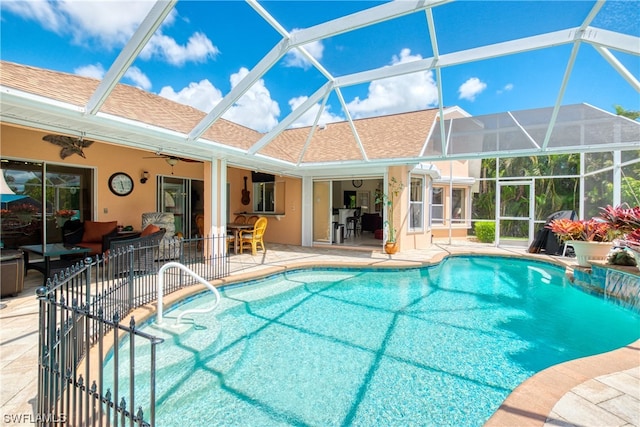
(143, 153), (198, 174)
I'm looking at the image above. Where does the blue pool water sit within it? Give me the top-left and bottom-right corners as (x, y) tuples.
(105, 256), (640, 426)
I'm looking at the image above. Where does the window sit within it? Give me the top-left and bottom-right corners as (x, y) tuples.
(452, 188), (466, 223)
(409, 176), (424, 230)
(253, 182), (275, 212)
(1, 159), (93, 248)
(431, 186), (444, 225)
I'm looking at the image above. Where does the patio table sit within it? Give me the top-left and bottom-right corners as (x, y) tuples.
(20, 243), (91, 284)
(226, 223), (254, 254)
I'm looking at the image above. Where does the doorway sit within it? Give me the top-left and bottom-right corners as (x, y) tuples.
(496, 180), (534, 247)
(1, 159), (93, 248)
(312, 177), (383, 248)
(157, 176), (204, 238)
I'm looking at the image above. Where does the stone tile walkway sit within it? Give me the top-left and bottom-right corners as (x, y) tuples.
(1, 242), (638, 426)
(545, 368), (640, 427)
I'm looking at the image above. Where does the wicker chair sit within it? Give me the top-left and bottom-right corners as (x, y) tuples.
(195, 214), (205, 250)
(233, 215), (247, 224)
(239, 217), (267, 255)
(108, 228), (165, 276)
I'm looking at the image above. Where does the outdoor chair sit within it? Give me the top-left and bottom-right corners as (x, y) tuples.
(195, 213), (205, 250)
(108, 225), (165, 276)
(247, 215), (259, 225)
(233, 215), (247, 224)
(141, 212), (181, 260)
(239, 216), (267, 255)
(62, 219), (119, 256)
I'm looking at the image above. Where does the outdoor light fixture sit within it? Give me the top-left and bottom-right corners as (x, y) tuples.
(140, 170), (150, 184)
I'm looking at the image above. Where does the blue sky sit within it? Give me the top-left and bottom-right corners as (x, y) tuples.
(1, 0), (638, 133)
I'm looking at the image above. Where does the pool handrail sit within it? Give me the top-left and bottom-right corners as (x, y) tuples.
(157, 261), (221, 325)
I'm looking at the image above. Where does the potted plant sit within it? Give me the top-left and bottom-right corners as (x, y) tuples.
(375, 176), (404, 254)
(599, 204), (640, 236)
(9, 203), (38, 224)
(602, 204), (640, 269)
(55, 209), (76, 228)
(547, 204), (639, 267)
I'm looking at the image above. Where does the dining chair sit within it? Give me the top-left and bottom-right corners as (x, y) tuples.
(234, 215), (247, 224)
(247, 215), (259, 225)
(195, 213), (205, 250)
(239, 217), (268, 255)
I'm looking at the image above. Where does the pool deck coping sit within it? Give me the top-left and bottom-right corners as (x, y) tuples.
(1, 242), (638, 426)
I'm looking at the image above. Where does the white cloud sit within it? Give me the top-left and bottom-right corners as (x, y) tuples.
(1, 0), (63, 32)
(3, 1), (217, 66)
(74, 63), (151, 90)
(159, 79), (223, 112)
(223, 68), (280, 133)
(346, 48), (438, 119)
(124, 66), (152, 90)
(458, 77), (487, 101)
(288, 96), (344, 128)
(141, 32), (219, 67)
(59, 0), (155, 47)
(283, 28), (324, 70)
(497, 83), (514, 94)
(158, 67), (280, 133)
(74, 63), (106, 80)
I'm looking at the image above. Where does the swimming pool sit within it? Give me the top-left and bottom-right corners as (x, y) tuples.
(105, 256), (640, 426)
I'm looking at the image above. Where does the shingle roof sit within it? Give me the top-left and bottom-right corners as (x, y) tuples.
(1, 60), (441, 165)
(0, 61), (262, 150)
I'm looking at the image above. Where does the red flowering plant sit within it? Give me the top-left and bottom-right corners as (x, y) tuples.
(9, 203), (38, 214)
(621, 224), (640, 253)
(547, 218), (612, 243)
(598, 204), (640, 236)
(55, 209), (76, 219)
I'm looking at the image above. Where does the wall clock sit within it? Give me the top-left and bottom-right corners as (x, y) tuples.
(352, 179), (363, 188)
(108, 172), (134, 196)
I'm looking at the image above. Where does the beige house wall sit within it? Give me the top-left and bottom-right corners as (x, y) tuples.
(2, 122), (470, 251)
(1, 124), (199, 228)
(387, 165), (433, 252)
(226, 166), (302, 245)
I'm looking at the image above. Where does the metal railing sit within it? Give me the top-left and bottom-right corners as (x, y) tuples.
(36, 235), (230, 426)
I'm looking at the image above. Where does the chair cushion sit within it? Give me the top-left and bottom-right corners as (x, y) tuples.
(82, 221), (118, 243)
(77, 242), (103, 256)
(141, 224), (161, 237)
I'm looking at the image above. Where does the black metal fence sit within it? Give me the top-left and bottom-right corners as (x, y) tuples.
(36, 235), (230, 426)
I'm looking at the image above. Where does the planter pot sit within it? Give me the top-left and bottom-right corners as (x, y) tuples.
(567, 240), (613, 267)
(384, 241), (399, 255)
(56, 217), (71, 228)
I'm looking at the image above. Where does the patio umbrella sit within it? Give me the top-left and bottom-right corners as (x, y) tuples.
(0, 172), (15, 195)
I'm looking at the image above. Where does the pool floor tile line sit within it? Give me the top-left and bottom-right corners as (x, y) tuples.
(1, 243), (638, 427)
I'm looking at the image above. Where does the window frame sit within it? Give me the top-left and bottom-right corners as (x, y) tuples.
(253, 181), (276, 213)
(431, 185), (445, 226)
(408, 174), (425, 232)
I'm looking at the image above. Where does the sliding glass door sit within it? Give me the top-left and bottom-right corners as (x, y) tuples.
(312, 180), (332, 243)
(157, 176), (204, 238)
(1, 159), (93, 248)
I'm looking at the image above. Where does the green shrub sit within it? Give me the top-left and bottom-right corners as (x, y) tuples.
(475, 221), (495, 243)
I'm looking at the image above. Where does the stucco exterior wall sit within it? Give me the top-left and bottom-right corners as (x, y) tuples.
(226, 166), (302, 246)
(387, 165), (433, 252)
(1, 124), (203, 229)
